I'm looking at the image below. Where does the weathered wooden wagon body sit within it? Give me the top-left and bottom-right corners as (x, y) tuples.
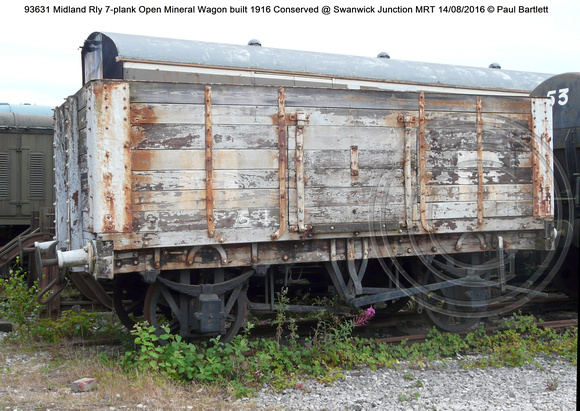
(37, 32), (557, 338)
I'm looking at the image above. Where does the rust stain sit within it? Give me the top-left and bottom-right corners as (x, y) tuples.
(271, 87), (288, 240)
(131, 104), (158, 124)
(205, 86), (215, 238)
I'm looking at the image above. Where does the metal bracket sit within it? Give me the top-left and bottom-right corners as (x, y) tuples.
(186, 244), (228, 266)
(350, 145), (359, 176)
(455, 232), (487, 251)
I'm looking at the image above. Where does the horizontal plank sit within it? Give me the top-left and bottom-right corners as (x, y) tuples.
(128, 82), (532, 113)
(131, 104), (278, 125)
(425, 111), (531, 128)
(288, 149), (403, 170)
(132, 169), (280, 191)
(130, 82), (277, 106)
(288, 204), (406, 226)
(131, 149), (279, 171)
(424, 94), (531, 114)
(287, 126), (404, 150)
(133, 208), (280, 232)
(288, 186), (404, 208)
(132, 189), (280, 212)
(428, 167), (532, 185)
(426, 150), (532, 169)
(426, 201), (533, 220)
(425, 184), (533, 203)
(132, 124), (278, 150)
(425, 129), (531, 152)
(289, 168), (404, 189)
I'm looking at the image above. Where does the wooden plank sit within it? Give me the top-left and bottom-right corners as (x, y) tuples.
(287, 126), (404, 150)
(424, 94), (531, 114)
(288, 204), (406, 225)
(425, 111), (531, 130)
(428, 167), (533, 185)
(288, 187), (404, 208)
(288, 168), (402, 189)
(130, 82), (276, 106)
(131, 104), (278, 125)
(132, 169), (279, 191)
(287, 149), (403, 171)
(130, 81), (421, 110)
(131, 149), (279, 171)
(132, 189), (279, 212)
(425, 129), (531, 152)
(425, 184), (533, 203)
(426, 150), (532, 169)
(131, 124), (278, 150)
(425, 201), (533, 220)
(133, 207), (279, 232)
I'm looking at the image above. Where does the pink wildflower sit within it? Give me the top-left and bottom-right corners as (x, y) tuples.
(354, 306), (375, 327)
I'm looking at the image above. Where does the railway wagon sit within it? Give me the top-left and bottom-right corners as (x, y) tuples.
(0, 103), (55, 245)
(531, 73), (579, 298)
(35, 32), (557, 340)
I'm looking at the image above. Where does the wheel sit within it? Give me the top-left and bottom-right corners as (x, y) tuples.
(143, 269), (248, 343)
(112, 274), (148, 330)
(416, 255), (490, 332)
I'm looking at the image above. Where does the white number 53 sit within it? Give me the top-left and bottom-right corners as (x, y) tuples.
(547, 88), (569, 106)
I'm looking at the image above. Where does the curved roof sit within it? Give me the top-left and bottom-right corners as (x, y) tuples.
(0, 103), (54, 115)
(84, 31), (553, 93)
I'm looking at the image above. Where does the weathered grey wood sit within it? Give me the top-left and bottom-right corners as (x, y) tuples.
(132, 188), (279, 212)
(132, 169), (280, 191)
(288, 187), (404, 208)
(54, 105), (69, 246)
(426, 150), (532, 169)
(424, 94), (532, 114)
(133, 207), (279, 232)
(425, 184), (533, 202)
(131, 149), (279, 171)
(287, 168), (401, 189)
(424, 200), (533, 220)
(132, 124), (279, 150)
(66, 95), (83, 251)
(131, 104), (278, 125)
(427, 167), (532, 185)
(287, 149), (404, 170)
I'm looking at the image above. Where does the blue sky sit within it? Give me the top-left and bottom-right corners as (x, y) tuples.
(1, 0), (578, 106)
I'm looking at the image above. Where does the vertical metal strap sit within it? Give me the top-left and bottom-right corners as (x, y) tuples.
(418, 93), (432, 232)
(271, 88), (288, 240)
(476, 96), (484, 226)
(398, 115), (415, 229)
(205, 86), (215, 238)
(295, 112), (306, 232)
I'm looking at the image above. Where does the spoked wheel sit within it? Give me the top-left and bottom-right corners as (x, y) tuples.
(143, 268), (250, 343)
(112, 274), (148, 330)
(417, 255), (491, 332)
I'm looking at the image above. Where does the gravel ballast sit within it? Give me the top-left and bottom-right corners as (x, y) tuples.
(249, 357), (576, 410)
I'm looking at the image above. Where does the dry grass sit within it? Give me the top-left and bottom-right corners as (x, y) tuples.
(0, 341), (266, 410)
